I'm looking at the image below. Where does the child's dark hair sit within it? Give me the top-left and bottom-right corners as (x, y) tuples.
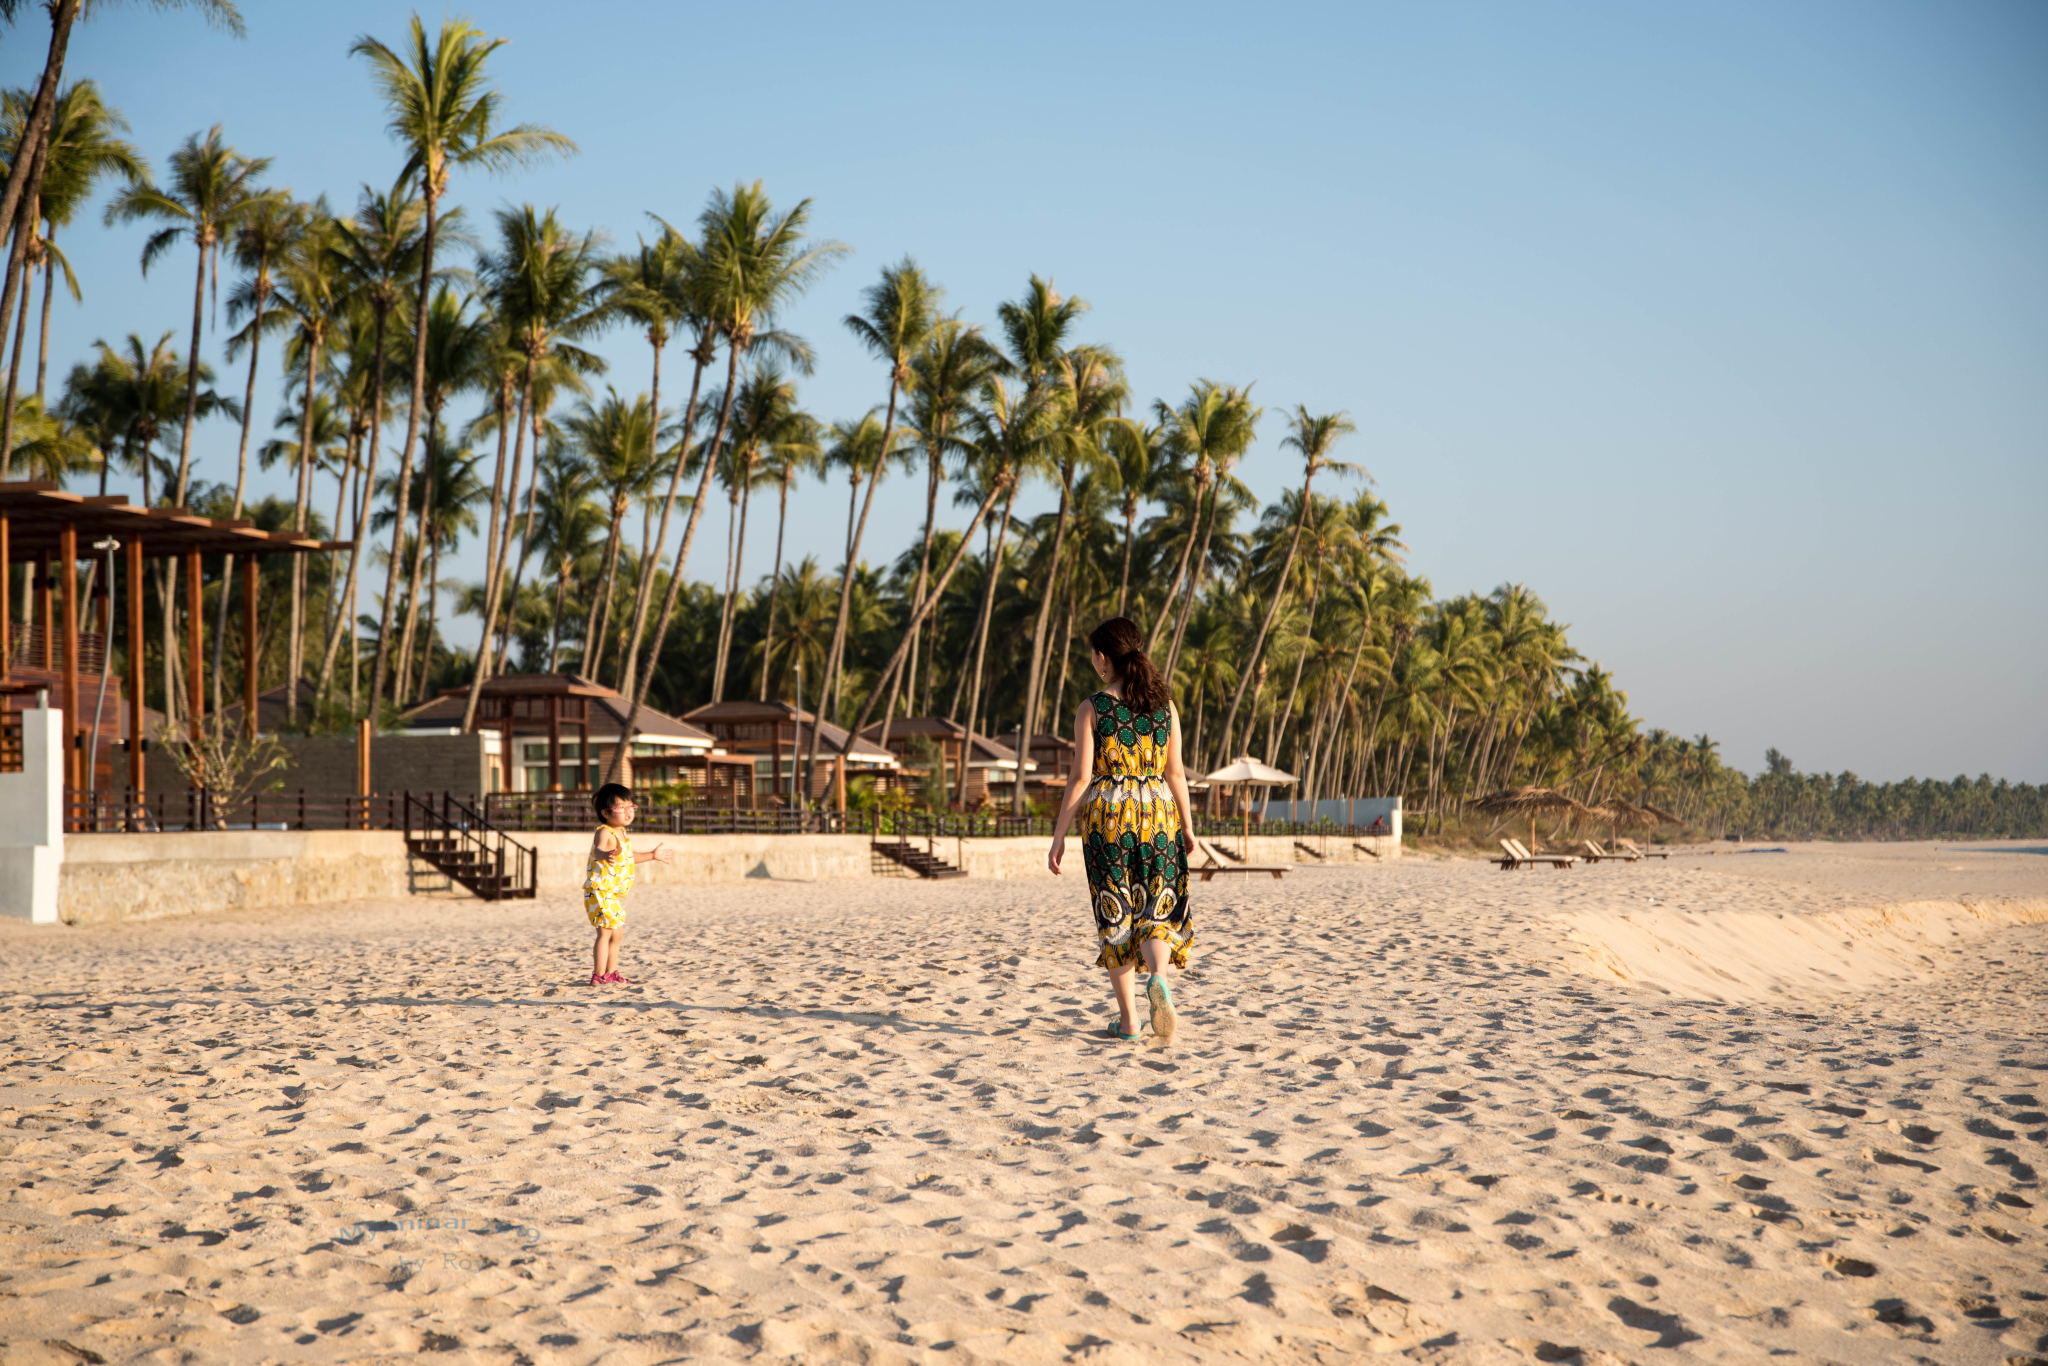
(593, 782), (633, 818)
(1088, 616), (1171, 713)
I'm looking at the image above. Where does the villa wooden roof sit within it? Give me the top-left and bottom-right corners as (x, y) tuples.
(0, 481), (348, 558)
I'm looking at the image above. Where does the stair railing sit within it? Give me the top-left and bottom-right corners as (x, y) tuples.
(404, 790), (537, 899)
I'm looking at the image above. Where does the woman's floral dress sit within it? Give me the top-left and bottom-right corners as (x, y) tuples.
(1078, 691), (1191, 969)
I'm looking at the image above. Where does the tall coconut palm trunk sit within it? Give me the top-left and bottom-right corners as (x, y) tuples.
(285, 332), (322, 727)
(617, 338), (708, 704)
(956, 487), (1017, 800)
(395, 430), (438, 701)
(609, 338), (745, 786)
(580, 497), (626, 682)
(1145, 474), (1205, 657)
(887, 441), (945, 743)
(805, 370), (903, 802)
(854, 466), (1007, 743)
(315, 309), (392, 712)
(460, 374), (519, 730)
(758, 476), (792, 701)
(211, 289), (269, 720)
(1163, 482), (1219, 681)
(711, 474), (755, 702)
(1012, 462), (1075, 813)
(494, 397), (548, 674)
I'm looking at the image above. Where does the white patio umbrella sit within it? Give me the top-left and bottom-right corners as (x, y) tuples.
(1204, 756), (1298, 857)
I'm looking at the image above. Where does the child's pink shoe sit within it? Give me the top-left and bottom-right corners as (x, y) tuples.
(587, 973), (605, 986)
(609, 973), (634, 985)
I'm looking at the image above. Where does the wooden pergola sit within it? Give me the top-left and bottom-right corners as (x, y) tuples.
(0, 480), (348, 790)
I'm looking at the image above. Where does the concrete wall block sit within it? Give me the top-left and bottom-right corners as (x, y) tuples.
(0, 707), (65, 923)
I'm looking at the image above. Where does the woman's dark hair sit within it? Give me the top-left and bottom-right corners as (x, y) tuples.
(593, 782), (633, 818)
(1088, 616), (1171, 713)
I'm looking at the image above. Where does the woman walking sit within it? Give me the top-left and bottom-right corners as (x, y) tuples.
(1048, 616), (1196, 1041)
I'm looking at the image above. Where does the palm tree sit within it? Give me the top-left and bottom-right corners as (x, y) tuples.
(5, 392), (95, 482)
(528, 441), (601, 673)
(562, 388), (659, 685)
(755, 405), (823, 701)
(1104, 416), (1166, 618)
(312, 184), (425, 711)
(104, 125), (273, 507)
(391, 282), (489, 701)
(992, 276), (1090, 803)
(1150, 380), (1261, 677)
(211, 193), (307, 716)
(267, 208), (343, 721)
(611, 181), (843, 784)
(705, 361), (803, 701)
(352, 16), (574, 708)
(0, 2), (238, 313)
(1012, 341), (1124, 807)
(2, 2), (234, 466)
(821, 409), (913, 704)
(57, 331), (234, 721)
(373, 425), (484, 699)
(843, 373), (1052, 744)
(462, 204), (610, 728)
(605, 221), (699, 701)
(815, 258), (939, 742)
(0, 80), (145, 414)
(1218, 407), (1362, 760)
(898, 317), (1002, 715)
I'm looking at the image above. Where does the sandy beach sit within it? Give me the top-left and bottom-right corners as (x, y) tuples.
(1, 840), (2043, 1365)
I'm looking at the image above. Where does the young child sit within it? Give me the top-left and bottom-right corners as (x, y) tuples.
(584, 782), (673, 986)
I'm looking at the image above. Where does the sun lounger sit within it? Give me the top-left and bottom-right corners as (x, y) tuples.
(1190, 837), (1288, 881)
(1490, 838), (1577, 870)
(1579, 840), (1639, 863)
(1618, 839), (1669, 860)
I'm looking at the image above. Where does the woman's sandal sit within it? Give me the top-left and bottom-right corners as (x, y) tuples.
(610, 973), (634, 985)
(1103, 1023), (1141, 1041)
(1146, 976), (1178, 1043)
(587, 973), (605, 986)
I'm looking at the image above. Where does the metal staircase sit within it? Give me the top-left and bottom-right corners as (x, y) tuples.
(405, 792), (537, 900)
(870, 838), (968, 880)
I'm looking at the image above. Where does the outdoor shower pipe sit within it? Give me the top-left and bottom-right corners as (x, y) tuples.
(86, 537), (117, 793)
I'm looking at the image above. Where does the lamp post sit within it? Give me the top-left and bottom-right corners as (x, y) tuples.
(86, 537), (118, 797)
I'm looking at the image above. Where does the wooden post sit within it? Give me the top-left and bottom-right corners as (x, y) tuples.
(0, 513), (10, 685)
(184, 550), (202, 745)
(547, 692), (561, 791)
(59, 526), (78, 789)
(500, 702), (514, 792)
(126, 538), (144, 793)
(36, 550), (51, 669)
(356, 716), (371, 829)
(833, 752), (847, 814)
(576, 701), (589, 791)
(772, 722), (784, 806)
(241, 556), (258, 738)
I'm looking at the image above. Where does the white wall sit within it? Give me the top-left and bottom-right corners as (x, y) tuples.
(0, 706), (64, 924)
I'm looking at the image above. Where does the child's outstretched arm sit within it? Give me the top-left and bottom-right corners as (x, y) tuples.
(634, 841), (675, 866)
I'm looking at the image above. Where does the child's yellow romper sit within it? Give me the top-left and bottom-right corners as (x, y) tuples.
(584, 828), (634, 928)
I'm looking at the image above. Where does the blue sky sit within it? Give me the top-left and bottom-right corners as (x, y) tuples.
(7, 0), (2044, 781)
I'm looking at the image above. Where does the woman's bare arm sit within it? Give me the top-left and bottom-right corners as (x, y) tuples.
(1165, 701), (1196, 851)
(1047, 701), (1097, 873)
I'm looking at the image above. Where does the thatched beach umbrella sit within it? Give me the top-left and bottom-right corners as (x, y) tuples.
(1205, 756), (1298, 858)
(1591, 798), (1658, 848)
(1472, 786), (1594, 852)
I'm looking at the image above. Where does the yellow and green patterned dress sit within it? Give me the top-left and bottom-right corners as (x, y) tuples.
(1079, 690), (1191, 970)
(584, 828), (634, 929)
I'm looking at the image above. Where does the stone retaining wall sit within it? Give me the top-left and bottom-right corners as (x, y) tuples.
(53, 827), (1397, 925)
